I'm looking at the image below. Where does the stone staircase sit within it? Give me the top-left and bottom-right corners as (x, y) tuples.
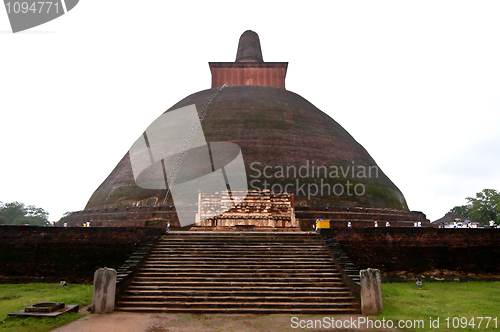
(115, 232), (360, 314)
(322, 237), (361, 290)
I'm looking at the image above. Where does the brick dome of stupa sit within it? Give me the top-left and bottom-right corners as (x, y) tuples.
(85, 31), (408, 212)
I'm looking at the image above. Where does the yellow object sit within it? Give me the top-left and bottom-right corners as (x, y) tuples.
(316, 220), (330, 229)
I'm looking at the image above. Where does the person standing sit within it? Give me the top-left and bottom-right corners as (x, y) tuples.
(166, 221), (170, 234)
(315, 218), (323, 232)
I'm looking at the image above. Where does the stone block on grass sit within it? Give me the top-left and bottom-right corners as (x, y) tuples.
(360, 268), (383, 315)
(91, 267), (117, 313)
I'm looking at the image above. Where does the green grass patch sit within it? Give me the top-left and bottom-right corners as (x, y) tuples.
(377, 281), (500, 331)
(0, 283), (92, 332)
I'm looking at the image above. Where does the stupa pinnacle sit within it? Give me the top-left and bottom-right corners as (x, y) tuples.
(209, 31), (288, 89)
(236, 30), (263, 62)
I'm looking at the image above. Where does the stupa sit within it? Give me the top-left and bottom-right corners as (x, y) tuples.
(67, 31), (428, 228)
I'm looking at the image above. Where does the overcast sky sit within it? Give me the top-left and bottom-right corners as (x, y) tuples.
(1, 1), (499, 222)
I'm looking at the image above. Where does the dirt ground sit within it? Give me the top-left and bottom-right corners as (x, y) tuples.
(50, 306), (398, 332)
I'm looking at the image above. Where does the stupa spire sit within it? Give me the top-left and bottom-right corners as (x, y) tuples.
(209, 30), (288, 89)
(235, 30), (263, 62)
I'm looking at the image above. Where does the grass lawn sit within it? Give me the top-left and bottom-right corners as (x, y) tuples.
(0, 282), (498, 332)
(377, 281), (500, 331)
(0, 283), (92, 332)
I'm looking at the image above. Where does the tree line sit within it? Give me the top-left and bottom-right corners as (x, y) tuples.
(0, 201), (51, 226)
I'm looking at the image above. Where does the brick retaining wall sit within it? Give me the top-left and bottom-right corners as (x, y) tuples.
(0, 226), (163, 283)
(320, 228), (500, 275)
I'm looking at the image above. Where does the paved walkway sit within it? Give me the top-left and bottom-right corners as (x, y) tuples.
(51, 307), (396, 332)
(52, 311), (172, 332)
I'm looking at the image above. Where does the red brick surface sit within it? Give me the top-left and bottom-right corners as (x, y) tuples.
(322, 228), (500, 274)
(0, 226), (162, 282)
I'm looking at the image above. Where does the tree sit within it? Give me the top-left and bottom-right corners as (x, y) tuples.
(0, 202), (6, 224)
(25, 205), (51, 226)
(13, 216), (33, 225)
(467, 189), (500, 225)
(0, 201), (27, 224)
(0, 201), (51, 226)
(450, 204), (470, 217)
(450, 189), (500, 225)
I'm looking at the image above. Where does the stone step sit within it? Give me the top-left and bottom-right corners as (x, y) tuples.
(159, 240), (321, 245)
(155, 241), (323, 245)
(152, 245), (326, 250)
(147, 254), (331, 263)
(141, 265), (338, 273)
(158, 235), (322, 239)
(146, 256), (332, 261)
(151, 252), (326, 256)
(124, 290), (353, 298)
(162, 232), (320, 236)
(154, 241), (324, 245)
(114, 306), (360, 314)
(127, 283), (348, 296)
(147, 253), (332, 259)
(159, 235), (321, 239)
(159, 239), (318, 243)
(153, 242), (324, 251)
(159, 238), (323, 243)
(141, 263), (335, 268)
(128, 282), (347, 289)
(153, 243), (325, 248)
(149, 251), (328, 256)
(156, 239), (322, 244)
(120, 295), (356, 303)
(136, 271), (342, 278)
(139, 267), (339, 273)
(116, 300), (357, 309)
(133, 276), (344, 283)
(345, 269), (360, 274)
(142, 262), (335, 267)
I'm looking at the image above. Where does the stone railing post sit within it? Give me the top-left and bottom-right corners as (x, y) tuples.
(91, 267), (117, 313)
(360, 268), (383, 315)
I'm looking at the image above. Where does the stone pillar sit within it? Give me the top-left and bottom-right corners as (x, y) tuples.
(91, 267), (117, 313)
(360, 268), (383, 315)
